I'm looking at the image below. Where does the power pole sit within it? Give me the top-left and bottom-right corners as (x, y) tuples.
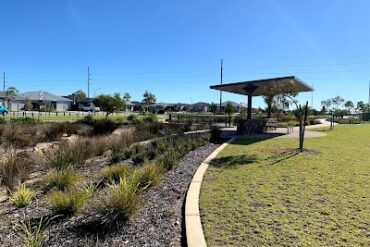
(3, 72), (6, 92)
(368, 81), (370, 113)
(87, 67), (91, 98)
(219, 59), (223, 109)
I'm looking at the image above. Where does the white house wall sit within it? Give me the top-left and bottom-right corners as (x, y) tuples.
(10, 101), (25, 111)
(56, 102), (71, 111)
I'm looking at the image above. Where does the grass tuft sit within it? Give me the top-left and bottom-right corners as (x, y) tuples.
(10, 184), (35, 208)
(43, 168), (81, 190)
(13, 217), (48, 247)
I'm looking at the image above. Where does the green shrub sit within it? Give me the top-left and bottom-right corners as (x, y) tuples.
(101, 164), (133, 182)
(143, 113), (158, 123)
(0, 125), (35, 148)
(134, 163), (164, 190)
(10, 184), (35, 208)
(0, 117), (6, 124)
(43, 140), (92, 170)
(131, 151), (147, 165)
(0, 150), (23, 190)
(95, 175), (140, 220)
(156, 150), (181, 170)
(43, 169), (80, 190)
(210, 126), (221, 143)
(48, 187), (92, 214)
(127, 114), (142, 125)
(109, 133), (134, 163)
(10, 117), (37, 125)
(13, 217), (48, 247)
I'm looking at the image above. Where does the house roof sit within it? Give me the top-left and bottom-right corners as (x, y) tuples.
(20, 91), (72, 102)
(0, 92), (26, 101)
(210, 76), (314, 96)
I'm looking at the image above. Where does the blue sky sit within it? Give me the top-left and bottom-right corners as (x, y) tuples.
(1, 0), (370, 108)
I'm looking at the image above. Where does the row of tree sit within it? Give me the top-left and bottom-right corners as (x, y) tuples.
(321, 96), (368, 115)
(91, 90), (156, 116)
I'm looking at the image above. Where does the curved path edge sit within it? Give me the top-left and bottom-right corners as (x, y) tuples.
(185, 138), (236, 247)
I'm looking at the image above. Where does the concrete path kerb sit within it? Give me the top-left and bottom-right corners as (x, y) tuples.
(185, 138), (236, 247)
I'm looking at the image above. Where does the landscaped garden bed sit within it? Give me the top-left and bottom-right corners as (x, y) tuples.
(0, 117), (220, 246)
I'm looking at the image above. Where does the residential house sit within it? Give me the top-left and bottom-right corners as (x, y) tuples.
(20, 91), (72, 111)
(0, 92), (27, 111)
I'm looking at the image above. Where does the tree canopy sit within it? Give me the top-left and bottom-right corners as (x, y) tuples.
(142, 90), (156, 111)
(93, 93), (125, 116)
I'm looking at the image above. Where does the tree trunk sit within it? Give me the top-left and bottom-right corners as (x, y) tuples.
(267, 101), (272, 118)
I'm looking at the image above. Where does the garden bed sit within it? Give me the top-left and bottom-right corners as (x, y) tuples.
(0, 126), (220, 246)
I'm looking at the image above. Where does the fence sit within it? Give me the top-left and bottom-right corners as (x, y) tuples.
(168, 113), (239, 126)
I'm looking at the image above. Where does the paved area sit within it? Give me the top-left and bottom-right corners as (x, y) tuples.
(221, 119), (335, 139)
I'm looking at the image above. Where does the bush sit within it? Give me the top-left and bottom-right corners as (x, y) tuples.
(134, 163), (164, 190)
(156, 150), (181, 170)
(43, 168), (80, 190)
(127, 114), (142, 125)
(0, 125), (35, 148)
(10, 117), (37, 125)
(10, 184), (35, 208)
(143, 113), (158, 123)
(0, 150), (23, 190)
(43, 140), (92, 170)
(0, 117), (6, 124)
(101, 164), (133, 182)
(48, 188), (91, 214)
(108, 133), (134, 163)
(210, 126), (222, 143)
(95, 175), (140, 220)
(77, 116), (120, 135)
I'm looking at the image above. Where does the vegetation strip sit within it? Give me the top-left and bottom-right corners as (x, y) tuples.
(185, 138), (235, 247)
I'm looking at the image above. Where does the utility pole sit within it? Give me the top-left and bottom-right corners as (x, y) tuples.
(368, 81), (370, 113)
(3, 72), (6, 92)
(219, 59), (223, 109)
(87, 67), (91, 98)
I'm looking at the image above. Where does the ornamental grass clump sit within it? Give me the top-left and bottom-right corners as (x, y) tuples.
(101, 164), (133, 182)
(95, 175), (140, 221)
(43, 140), (92, 170)
(134, 163), (164, 190)
(48, 185), (95, 214)
(10, 184), (35, 208)
(0, 148), (32, 190)
(43, 168), (81, 190)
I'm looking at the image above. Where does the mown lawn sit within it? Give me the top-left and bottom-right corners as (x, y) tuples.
(200, 125), (370, 246)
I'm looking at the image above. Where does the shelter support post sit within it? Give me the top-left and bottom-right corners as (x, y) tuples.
(247, 93), (252, 120)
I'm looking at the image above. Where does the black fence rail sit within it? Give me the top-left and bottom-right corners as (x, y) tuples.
(168, 113), (239, 126)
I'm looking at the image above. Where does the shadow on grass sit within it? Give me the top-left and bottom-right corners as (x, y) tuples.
(210, 154), (258, 168)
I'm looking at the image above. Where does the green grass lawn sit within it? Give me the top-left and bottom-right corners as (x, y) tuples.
(200, 125), (370, 246)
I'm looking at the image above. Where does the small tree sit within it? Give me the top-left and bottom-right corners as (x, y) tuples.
(93, 93), (124, 117)
(142, 90), (156, 112)
(73, 90), (87, 102)
(225, 102), (234, 127)
(356, 101), (365, 112)
(263, 82), (298, 118)
(25, 99), (33, 111)
(123, 92), (131, 103)
(210, 102), (218, 115)
(344, 100), (354, 114)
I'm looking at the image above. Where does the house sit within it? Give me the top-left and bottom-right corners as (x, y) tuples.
(20, 91), (72, 111)
(190, 102), (210, 112)
(220, 101), (247, 112)
(0, 92), (27, 111)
